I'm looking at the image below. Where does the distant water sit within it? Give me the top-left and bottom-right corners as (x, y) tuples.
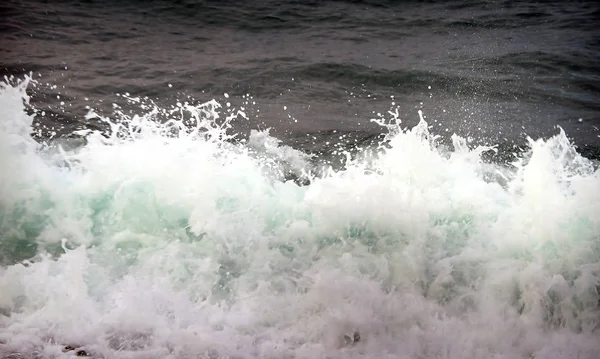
(1, 1), (600, 358)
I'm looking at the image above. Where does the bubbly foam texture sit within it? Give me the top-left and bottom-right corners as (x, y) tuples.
(1, 77), (599, 358)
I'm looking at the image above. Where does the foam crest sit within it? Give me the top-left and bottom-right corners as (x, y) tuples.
(1, 79), (599, 358)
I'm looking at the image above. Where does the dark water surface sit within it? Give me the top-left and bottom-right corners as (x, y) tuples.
(2, 0), (600, 157)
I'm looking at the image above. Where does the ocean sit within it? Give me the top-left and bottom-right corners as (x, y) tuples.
(1, 0), (599, 358)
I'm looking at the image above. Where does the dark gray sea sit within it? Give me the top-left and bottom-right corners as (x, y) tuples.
(2, 0), (600, 156)
(1, 1), (599, 358)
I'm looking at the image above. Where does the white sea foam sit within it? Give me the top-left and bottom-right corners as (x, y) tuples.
(0, 76), (599, 358)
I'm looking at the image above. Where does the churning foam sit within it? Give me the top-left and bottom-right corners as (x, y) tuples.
(0, 76), (599, 358)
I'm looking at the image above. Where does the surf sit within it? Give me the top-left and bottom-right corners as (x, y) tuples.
(0, 75), (599, 358)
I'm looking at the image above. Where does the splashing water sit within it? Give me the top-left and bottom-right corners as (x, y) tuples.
(0, 76), (599, 359)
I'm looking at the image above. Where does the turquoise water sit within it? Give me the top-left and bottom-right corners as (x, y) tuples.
(0, 77), (599, 358)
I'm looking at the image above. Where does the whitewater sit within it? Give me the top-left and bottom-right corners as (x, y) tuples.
(0, 76), (599, 359)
